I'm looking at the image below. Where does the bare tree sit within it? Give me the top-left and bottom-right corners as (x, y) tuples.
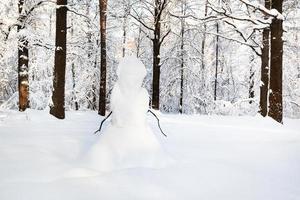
(179, 1), (185, 114)
(201, 0), (209, 71)
(214, 0), (221, 101)
(268, 0), (283, 123)
(259, 0), (271, 116)
(50, 0), (68, 119)
(70, 20), (79, 111)
(18, 0), (29, 111)
(207, 0), (284, 121)
(98, 0), (108, 116)
(131, 0), (170, 110)
(249, 55), (255, 103)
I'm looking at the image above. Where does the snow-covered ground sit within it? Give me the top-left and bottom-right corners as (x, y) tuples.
(0, 109), (300, 200)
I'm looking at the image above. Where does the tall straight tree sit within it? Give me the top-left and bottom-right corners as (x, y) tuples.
(269, 0), (284, 123)
(151, 0), (169, 110)
(18, 0), (29, 111)
(130, 0), (170, 110)
(259, 0), (271, 117)
(98, 0), (108, 116)
(50, 0), (67, 119)
(201, 0), (209, 71)
(214, 0), (221, 101)
(214, 21), (219, 101)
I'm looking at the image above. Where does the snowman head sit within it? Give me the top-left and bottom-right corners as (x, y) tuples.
(117, 56), (147, 91)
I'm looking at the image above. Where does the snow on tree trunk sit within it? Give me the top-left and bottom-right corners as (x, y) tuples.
(50, 0), (67, 119)
(214, 21), (219, 101)
(151, 0), (163, 110)
(18, 0), (29, 111)
(268, 0), (283, 123)
(259, 0), (271, 117)
(179, 3), (185, 114)
(249, 55), (255, 104)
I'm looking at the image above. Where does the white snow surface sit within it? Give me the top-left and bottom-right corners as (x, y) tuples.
(0, 109), (300, 200)
(84, 56), (170, 171)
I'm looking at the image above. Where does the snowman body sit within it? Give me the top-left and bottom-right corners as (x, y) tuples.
(86, 56), (169, 171)
(110, 83), (149, 128)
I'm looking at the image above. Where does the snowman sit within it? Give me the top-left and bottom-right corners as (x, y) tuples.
(86, 56), (170, 171)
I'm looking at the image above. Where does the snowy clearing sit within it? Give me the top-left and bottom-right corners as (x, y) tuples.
(0, 109), (300, 200)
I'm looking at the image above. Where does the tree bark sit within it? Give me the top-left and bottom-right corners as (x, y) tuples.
(201, 0), (209, 71)
(214, 21), (219, 101)
(122, 17), (127, 57)
(50, 0), (67, 119)
(151, 0), (161, 110)
(249, 59), (255, 104)
(259, 0), (271, 117)
(18, 0), (29, 111)
(179, 3), (185, 114)
(268, 0), (283, 123)
(71, 63), (79, 110)
(98, 0), (108, 116)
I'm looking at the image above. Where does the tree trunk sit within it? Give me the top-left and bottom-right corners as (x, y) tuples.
(98, 0), (108, 116)
(249, 58), (255, 104)
(71, 63), (79, 110)
(122, 15), (127, 57)
(85, 2), (96, 110)
(259, 0), (271, 117)
(50, 0), (67, 119)
(214, 21), (219, 101)
(152, 39), (160, 110)
(268, 0), (283, 123)
(18, 0), (29, 111)
(92, 39), (99, 110)
(179, 3), (185, 114)
(201, 0), (208, 71)
(136, 25), (142, 57)
(70, 20), (78, 111)
(151, 0), (161, 110)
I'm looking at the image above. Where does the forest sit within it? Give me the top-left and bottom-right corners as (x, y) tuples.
(0, 1), (300, 200)
(0, 0), (299, 122)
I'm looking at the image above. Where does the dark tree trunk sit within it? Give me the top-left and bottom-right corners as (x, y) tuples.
(249, 61), (255, 104)
(259, 0), (271, 117)
(131, 0), (168, 110)
(122, 16), (127, 57)
(71, 63), (79, 110)
(151, 0), (161, 110)
(214, 22), (219, 101)
(201, 0), (208, 71)
(98, 0), (108, 116)
(50, 0), (67, 119)
(18, 0), (29, 111)
(152, 39), (160, 110)
(269, 0), (283, 123)
(179, 4), (185, 114)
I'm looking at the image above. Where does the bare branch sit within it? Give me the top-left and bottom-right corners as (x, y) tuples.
(159, 29), (170, 46)
(130, 9), (154, 31)
(238, 0), (284, 19)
